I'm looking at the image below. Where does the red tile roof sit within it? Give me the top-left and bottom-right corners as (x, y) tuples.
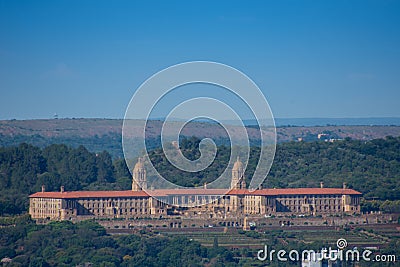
(227, 188), (362, 196)
(29, 190), (149, 199)
(29, 187), (361, 199)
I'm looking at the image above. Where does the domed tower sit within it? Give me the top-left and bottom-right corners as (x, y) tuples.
(132, 157), (147, 191)
(231, 157), (246, 189)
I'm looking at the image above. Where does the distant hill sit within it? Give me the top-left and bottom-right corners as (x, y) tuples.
(1, 118), (400, 158)
(272, 117), (400, 126)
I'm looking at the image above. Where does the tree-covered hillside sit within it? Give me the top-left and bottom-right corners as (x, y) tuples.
(0, 144), (131, 216)
(266, 136), (400, 200)
(149, 136), (400, 200)
(1, 136), (400, 215)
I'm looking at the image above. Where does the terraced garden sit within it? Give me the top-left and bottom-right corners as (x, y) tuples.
(158, 224), (396, 250)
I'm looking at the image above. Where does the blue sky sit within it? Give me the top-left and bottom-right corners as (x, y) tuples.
(0, 0), (399, 120)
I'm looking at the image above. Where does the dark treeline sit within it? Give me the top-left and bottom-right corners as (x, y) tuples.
(264, 136), (400, 199)
(0, 144), (132, 215)
(1, 136), (400, 215)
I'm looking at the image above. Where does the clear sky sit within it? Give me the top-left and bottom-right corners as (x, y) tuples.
(0, 0), (399, 120)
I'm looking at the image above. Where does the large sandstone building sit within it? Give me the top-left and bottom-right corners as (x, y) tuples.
(29, 158), (361, 221)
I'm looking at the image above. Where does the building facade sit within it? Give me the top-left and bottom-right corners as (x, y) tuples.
(29, 158), (361, 221)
